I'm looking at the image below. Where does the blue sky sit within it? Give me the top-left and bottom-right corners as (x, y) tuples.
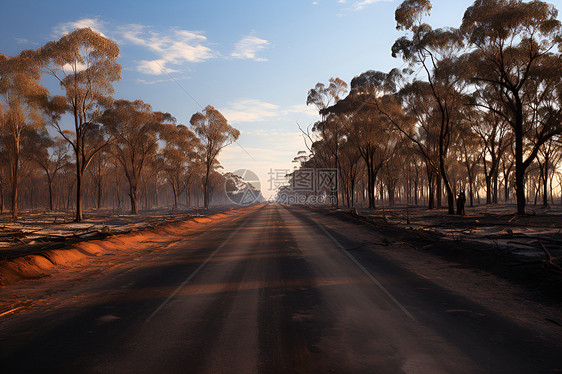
(2, 0), (560, 197)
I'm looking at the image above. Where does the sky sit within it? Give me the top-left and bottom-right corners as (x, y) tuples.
(2, 0), (561, 198)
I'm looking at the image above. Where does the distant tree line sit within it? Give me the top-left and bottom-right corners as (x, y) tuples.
(0, 28), (239, 221)
(296, 0), (562, 215)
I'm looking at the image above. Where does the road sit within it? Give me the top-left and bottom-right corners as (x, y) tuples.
(1, 204), (561, 373)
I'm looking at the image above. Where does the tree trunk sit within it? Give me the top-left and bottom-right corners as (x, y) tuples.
(154, 178), (159, 208)
(204, 166), (210, 209)
(503, 165), (510, 202)
(11, 141), (19, 221)
(97, 178), (102, 209)
(542, 157), (549, 208)
(76, 160), (83, 222)
(445, 183), (455, 214)
(437, 112), (454, 214)
(334, 154), (339, 208)
(515, 161), (525, 214)
(129, 183), (138, 215)
(116, 179), (122, 210)
(467, 167), (475, 208)
(483, 156), (492, 205)
(66, 183), (72, 210)
(533, 179), (539, 206)
(350, 178), (356, 208)
(549, 170), (554, 205)
(492, 169), (499, 204)
(464, 155), (475, 208)
(426, 165), (435, 209)
(11, 162), (18, 221)
(485, 174), (492, 205)
(388, 176), (395, 206)
(436, 174), (442, 208)
(514, 98), (526, 215)
(74, 104), (83, 222)
(365, 156), (374, 209)
(146, 184), (150, 209)
(0, 182), (4, 215)
(48, 178), (54, 211)
(172, 182), (178, 209)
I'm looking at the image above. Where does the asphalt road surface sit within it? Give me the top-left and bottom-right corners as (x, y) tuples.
(1, 204), (561, 373)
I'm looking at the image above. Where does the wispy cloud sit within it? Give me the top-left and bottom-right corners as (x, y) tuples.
(62, 62), (87, 73)
(223, 99), (279, 123)
(119, 25), (214, 75)
(136, 77), (173, 85)
(353, 0), (392, 11)
(15, 37), (30, 45)
(231, 35), (269, 62)
(51, 19), (271, 76)
(136, 59), (177, 75)
(222, 99), (319, 124)
(52, 17), (106, 36)
(285, 104), (320, 117)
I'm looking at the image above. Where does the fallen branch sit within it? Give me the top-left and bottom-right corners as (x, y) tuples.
(506, 241), (542, 249)
(0, 306), (22, 318)
(538, 240), (562, 274)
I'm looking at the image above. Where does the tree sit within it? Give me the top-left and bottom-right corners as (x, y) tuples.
(396, 80), (441, 209)
(392, 0), (466, 214)
(307, 77), (348, 113)
(536, 138), (561, 207)
(100, 99), (174, 214)
(0, 133), (8, 214)
(143, 153), (166, 209)
(87, 149), (108, 210)
(0, 50), (50, 220)
(160, 123), (200, 209)
(190, 105), (239, 208)
(322, 70), (405, 209)
(30, 132), (69, 211)
(39, 27), (122, 221)
(339, 139), (362, 208)
(461, 0), (562, 214)
(457, 116), (481, 207)
(184, 159), (203, 208)
(307, 77), (348, 207)
(466, 105), (509, 204)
